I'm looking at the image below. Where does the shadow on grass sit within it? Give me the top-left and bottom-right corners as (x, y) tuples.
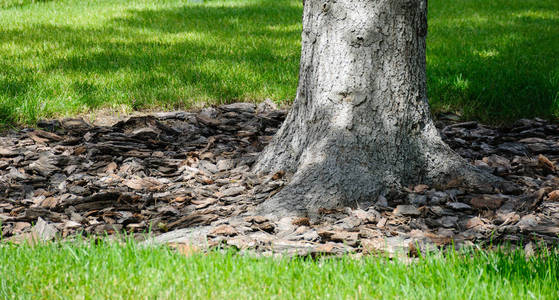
(427, 0), (559, 122)
(0, 0), (302, 123)
(1, 0), (558, 124)
(0, 0), (53, 10)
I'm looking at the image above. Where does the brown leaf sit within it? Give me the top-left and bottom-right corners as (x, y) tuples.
(173, 195), (191, 203)
(209, 225), (238, 237)
(196, 176), (214, 185)
(424, 232), (453, 246)
(313, 243), (336, 254)
(40, 197), (59, 209)
(470, 195), (504, 209)
(292, 217), (310, 226)
(104, 162), (118, 174)
(13, 222), (31, 234)
(547, 190), (559, 202)
(271, 170), (285, 180)
(317, 230), (358, 246)
(413, 184), (429, 193)
(538, 154), (555, 171)
(74, 146), (87, 155)
(254, 222), (275, 233)
(361, 238), (386, 254)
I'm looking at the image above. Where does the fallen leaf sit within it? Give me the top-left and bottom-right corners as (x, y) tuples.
(547, 190), (559, 202)
(209, 225), (238, 237)
(39, 197), (59, 209)
(104, 162), (118, 174)
(413, 184), (429, 193)
(314, 243), (336, 254)
(292, 217), (310, 226)
(470, 195), (504, 209)
(538, 154), (555, 171)
(271, 170), (285, 180)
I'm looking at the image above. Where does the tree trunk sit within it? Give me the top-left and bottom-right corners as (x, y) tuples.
(254, 0), (505, 216)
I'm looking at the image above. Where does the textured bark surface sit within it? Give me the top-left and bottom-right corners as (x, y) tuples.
(254, 0), (504, 215)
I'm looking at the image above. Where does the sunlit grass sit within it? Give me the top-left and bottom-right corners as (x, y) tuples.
(1, 240), (558, 299)
(0, 0), (303, 125)
(427, 0), (559, 122)
(0, 0), (558, 125)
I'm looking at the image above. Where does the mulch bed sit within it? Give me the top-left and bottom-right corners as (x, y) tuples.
(1, 101), (558, 256)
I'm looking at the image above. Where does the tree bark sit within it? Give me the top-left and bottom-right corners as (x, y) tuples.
(254, 0), (505, 216)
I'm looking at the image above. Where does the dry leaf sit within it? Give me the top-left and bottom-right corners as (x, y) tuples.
(547, 190), (559, 202)
(292, 217), (310, 226)
(271, 170), (285, 180)
(413, 184), (429, 193)
(538, 154), (555, 171)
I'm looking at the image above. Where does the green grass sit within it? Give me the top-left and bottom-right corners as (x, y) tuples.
(427, 0), (559, 122)
(0, 0), (558, 125)
(0, 0), (302, 125)
(1, 240), (558, 299)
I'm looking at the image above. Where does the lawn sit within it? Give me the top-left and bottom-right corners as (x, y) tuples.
(0, 0), (558, 125)
(1, 240), (558, 299)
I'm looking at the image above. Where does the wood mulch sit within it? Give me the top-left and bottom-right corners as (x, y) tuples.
(1, 101), (558, 256)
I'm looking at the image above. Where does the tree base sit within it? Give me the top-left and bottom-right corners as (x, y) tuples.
(253, 142), (518, 218)
(249, 0), (519, 217)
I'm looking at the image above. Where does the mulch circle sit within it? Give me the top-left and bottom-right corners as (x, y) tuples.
(1, 101), (558, 256)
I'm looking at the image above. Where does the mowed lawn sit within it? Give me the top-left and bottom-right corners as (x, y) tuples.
(0, 0), (558, 125)
(1, 241), (558, 299)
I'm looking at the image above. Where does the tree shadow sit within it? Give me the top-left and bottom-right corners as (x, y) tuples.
(427, 0), (559, 122)
(0, 0), (302, 120)
(0, 62), (35, 98)
(1, 0), (558, 124)
(0, 0), (54, 10)
(109, 0), (301, 35)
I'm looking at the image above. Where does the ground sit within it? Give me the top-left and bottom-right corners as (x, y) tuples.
(1, 104), (559, 298)
(1, 102), (558, 257)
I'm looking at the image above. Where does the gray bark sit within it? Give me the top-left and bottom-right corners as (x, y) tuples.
(254, 0), (506, 216)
